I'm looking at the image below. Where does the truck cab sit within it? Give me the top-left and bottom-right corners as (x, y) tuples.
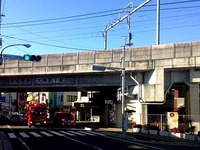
(27, 103), (47, 127)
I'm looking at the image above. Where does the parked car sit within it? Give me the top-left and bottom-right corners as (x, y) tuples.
(7, 113), (23, 125)
(53, 111), (76, 127)
(0, 113), (8, 125)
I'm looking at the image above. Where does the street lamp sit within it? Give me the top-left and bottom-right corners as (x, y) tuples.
(0, 44), (31, 65)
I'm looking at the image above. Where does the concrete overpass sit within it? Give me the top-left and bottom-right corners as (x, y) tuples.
(1, 41), (200, 130)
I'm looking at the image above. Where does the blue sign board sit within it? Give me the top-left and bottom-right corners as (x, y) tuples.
(3, 54), (23, 60)
(0, 96), (5, 102)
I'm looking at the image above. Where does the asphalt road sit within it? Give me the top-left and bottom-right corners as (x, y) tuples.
(1, 125), (200, 150)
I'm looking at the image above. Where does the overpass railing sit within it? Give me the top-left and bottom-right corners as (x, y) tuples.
(1, 41), (200, 74)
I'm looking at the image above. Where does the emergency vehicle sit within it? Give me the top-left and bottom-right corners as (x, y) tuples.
(27, 103), (48, 127)
(53, 111), (76, 127)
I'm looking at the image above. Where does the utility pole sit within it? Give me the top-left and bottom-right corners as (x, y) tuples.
(121, 45), (126, 135)
(0, 0), (4, 48)
(156, 0), (160, 45)
(121, 32), (133, 136)
(104, 0), (151, 50)
(0, 0), (2, 47)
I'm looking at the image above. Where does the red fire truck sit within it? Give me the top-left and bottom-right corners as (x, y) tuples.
(27, 103), (48, 127)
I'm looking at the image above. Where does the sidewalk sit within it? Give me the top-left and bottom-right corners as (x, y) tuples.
(95, 127), (200, 144)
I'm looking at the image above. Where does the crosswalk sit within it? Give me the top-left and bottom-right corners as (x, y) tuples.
(7, 130), (105, 139)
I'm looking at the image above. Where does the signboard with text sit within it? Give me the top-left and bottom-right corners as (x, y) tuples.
(167, 112), (178, 129)
(3, 54), (23, 60)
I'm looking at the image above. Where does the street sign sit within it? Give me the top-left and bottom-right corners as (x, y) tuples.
(105, 100), (113, 105)
(91, 65), (106, 71)
(91, 65), (121, 71)
(0, 96), (5, 102)
(3, 54), (23, 60)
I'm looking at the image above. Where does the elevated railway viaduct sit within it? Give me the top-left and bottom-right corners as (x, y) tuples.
(1, 41), (200, 130)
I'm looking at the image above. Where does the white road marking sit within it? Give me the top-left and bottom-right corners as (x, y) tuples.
(8, 133), (17, 139)
(78, 131), (96, 136)
(19, 132), (30, 138)
(40, 131), (53, 137)
(7, 130), (103, 139)
(29, 132), (42, 137)
(59, 131), (75, 136)
(68, 131), (86, 136)
(49, 131), (64, 136)
(89, 131), (106, 136)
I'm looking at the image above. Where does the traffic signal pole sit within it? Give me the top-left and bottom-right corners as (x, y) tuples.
(0, 44), (31, 65)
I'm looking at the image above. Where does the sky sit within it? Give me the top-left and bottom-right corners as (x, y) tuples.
(0, 0), (200, 56)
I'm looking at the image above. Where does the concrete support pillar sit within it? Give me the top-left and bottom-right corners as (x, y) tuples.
(190, 83), (199, 115)
(116, 103), (122, 128)
(135, 102), (142, 124)
(142, 67), (164, 102)
(189, 69), (200, 133)
(189, 83), (200, 133)
(136, 102), (147, 125)
(142, 104), (148, 125)
(101, 105), (109, 127)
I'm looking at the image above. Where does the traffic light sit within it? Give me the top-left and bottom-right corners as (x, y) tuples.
(129, 32), (132, 42)
(23, 54), (41, 61)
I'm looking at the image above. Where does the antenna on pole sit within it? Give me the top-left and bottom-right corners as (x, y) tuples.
(103, 0), (151, 50)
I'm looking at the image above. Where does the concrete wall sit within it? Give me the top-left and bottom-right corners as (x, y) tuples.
(1, 41), (200, 76)
(142, 68), (164, 102)
(190, 69), (200, 132)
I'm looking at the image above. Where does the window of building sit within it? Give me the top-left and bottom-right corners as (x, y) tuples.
(60, 95), (63, 102)
(67, 95), (77, 102)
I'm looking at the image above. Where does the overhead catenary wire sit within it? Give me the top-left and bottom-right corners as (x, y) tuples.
(1, 0), (200, 52)
(2, 0), (200, 28)
(1, 35), (99, 51)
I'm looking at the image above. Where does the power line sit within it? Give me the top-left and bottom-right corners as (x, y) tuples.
(2, 8), (121, 25)
(2, 12), (119, 28)
(2, 0), (200, 28)
(1, 35), (99, 51)
(2, 0), (200, 51)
